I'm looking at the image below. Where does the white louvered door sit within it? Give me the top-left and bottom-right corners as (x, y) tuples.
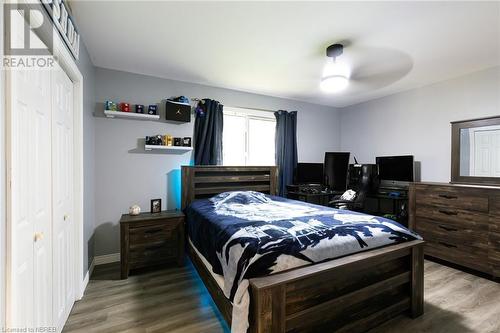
(8, 10), (76, 332)
(10, 57), (53, 331)
(8, 10), (53, 329)
(51, 63), (75, 331)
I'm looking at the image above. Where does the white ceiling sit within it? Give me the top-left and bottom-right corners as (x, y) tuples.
(71, 1), (500, 108)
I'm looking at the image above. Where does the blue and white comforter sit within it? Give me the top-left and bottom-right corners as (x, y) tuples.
(185, 191), (421, 302)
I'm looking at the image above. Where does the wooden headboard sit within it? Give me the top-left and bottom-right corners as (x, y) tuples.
(181, 166), (278, 209)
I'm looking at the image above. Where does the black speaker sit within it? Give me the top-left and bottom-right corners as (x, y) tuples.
(348, 164), (378, 192)
(324, 152), (350, 192)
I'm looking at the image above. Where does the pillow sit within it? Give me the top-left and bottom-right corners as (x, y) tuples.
(209, 191), (270, 207)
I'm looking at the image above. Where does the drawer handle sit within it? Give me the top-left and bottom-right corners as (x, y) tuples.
(438, 225), (458, 232)
(438, 209), (458, 216)
(438, 242), (457, 248)
(144, 244), (164, 251)
(438, 194), (457, 199)
(144, 228), (163, 234)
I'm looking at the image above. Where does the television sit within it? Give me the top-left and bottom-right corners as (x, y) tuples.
(376, 155), (414, 188)
(295, 163), (324, 185)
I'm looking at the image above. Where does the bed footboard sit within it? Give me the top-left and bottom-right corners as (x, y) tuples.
(248, 240), (424, 333)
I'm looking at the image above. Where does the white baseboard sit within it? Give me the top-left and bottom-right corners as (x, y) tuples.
(94, 253), (120, 266)
(79, 270), (89, 299)
(78, 257), (95, 299)
(89, 257), (95, 276)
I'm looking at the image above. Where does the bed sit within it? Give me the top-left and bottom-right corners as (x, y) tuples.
(182, 165), (424, 333)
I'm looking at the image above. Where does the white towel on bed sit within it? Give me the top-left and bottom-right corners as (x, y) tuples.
(231, 280), (250, 333)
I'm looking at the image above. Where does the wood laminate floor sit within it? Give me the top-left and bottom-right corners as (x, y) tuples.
(63, 259), (500, 333)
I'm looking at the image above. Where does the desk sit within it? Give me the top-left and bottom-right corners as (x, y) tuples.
(287, 190), (341, 206)
(365, 193), (408, 226)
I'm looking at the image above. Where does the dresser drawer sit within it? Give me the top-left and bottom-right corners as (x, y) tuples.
(416, 219), (488, 249)
(425, 240), (489, 272)
(129, 242), (177, 264)
(415, 186), (489, 212)
(416, 205), (489, 231)
(129, 222), (179, 244)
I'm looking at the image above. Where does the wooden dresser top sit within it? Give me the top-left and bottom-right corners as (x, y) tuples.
(120, 210), (184, 224)
(412, 181), (500, 190)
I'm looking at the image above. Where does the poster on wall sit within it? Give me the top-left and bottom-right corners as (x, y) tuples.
(41, 0), (80, 60)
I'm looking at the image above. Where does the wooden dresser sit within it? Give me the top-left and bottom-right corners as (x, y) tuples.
(120, 210), (185, 279)
(409, 182), (500, 277)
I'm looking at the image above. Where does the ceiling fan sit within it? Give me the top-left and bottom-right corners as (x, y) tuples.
(320, 42), (413, 94)
(320, 44), (349, 93)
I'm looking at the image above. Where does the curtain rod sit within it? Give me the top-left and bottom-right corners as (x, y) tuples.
(227, 105), (276, 113)
(191, 98), (276, 113)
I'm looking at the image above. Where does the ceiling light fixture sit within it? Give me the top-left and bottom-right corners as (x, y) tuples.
(320, 43), (349, 93)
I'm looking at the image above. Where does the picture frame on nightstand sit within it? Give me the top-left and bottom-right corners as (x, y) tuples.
(150, 198), (161, 213)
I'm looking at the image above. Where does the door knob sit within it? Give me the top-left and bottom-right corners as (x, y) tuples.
(34, 232), (44, 242)
(64, 214), (69, 221)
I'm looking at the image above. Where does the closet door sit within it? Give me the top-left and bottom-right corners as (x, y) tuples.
(51, 63), (75, 330)
(8, 11), (52, 329)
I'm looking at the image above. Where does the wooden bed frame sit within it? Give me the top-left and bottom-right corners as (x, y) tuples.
(181, 166), (424, 333)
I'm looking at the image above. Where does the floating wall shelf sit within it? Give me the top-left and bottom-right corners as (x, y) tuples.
(104, 110), (160, 120)
(144, 145), (193, 153)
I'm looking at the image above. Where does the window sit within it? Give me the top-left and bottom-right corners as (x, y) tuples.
(223, 107), (276, 166)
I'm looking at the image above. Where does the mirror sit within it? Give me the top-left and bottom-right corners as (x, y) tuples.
(460, 125), (500, 177)
(452, 116), (500, 185)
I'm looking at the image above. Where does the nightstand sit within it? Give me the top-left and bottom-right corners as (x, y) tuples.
(120, 210), (185, 279)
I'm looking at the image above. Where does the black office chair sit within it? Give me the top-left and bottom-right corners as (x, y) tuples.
(329, 165), (372, 211)
(328, 189), (367, 211)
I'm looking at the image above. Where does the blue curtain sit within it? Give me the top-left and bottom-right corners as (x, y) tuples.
(194, 99), (224, 165)
(274, 110), (298, 196)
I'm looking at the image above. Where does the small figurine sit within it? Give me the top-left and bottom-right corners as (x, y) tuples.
(105, 100), (117, 111)
(148, 105), (158, 115)
(129, 205), (141, 216)
(166, 135), (173, 146)
(145, 135), (163, 145)
(119, 103), (130, 112)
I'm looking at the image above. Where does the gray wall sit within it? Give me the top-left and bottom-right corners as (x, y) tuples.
(339, 66), (500, 182)
(94, 67), (341, 256)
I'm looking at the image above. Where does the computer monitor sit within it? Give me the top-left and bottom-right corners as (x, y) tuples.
(376, 155), (414, 188)
(324, 152), (350, 191)
(295, 163), (324, 184)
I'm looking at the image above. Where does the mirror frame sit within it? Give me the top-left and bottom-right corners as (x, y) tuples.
(451, 115), (500, 186)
